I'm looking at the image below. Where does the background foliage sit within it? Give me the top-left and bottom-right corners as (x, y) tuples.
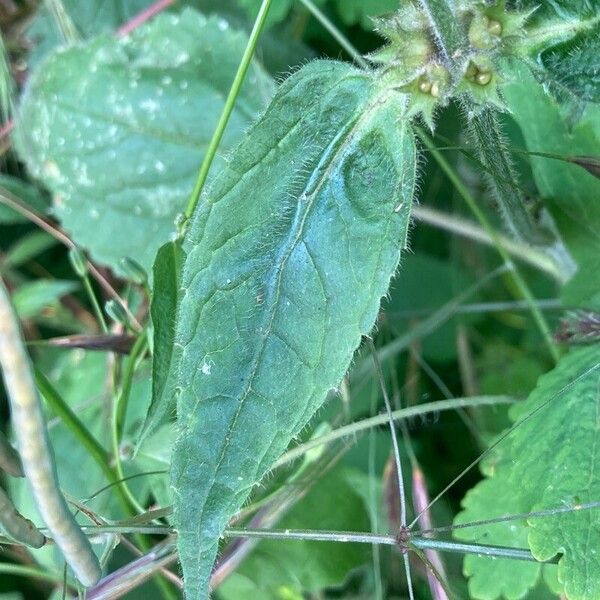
(0, 0), (598, 599)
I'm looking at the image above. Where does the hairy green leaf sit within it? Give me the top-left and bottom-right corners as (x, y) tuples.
(467, 108), (549, 243)
(539, 30), (600, 113)
(17, 9), (274, 273)
(168, 60), (416, 597)
(456, 345), (600, 600)
(502, 64), (600, 309)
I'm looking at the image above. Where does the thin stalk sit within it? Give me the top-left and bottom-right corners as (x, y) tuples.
(418, 499), (600, 537)
(368, 339), (414, 600)
(184, 0), (273, 222)
(412, 205), (566, 282)
(223, 527), (396, 545)
(296, 0), (369, 68)
(0, 186), (140, 330)
(410, 537), (559, 564)
(274, 395), (514, 468)
(81, 275), (108, 334)
(367, 382), (384, 600)
(391, 298), (561, 319)
(419, 130), (560, 362)
(111, 333), (149, 514)
(467, 109), (545, 243)
(75, 524), (562, 566)
(368, 340), (408, 527)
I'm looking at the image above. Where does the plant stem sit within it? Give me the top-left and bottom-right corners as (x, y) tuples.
(419, 130), (560, 363)
(368, 338), (416, 600)
(184, 0), (273, 222)
(412, 205), (566, 282)
(368, 340), (408, 526)
(416, 0), (466, 71)
(296, 0), (368, 68)
(81, 274), (109, 334)
(466, 109), (544, 243)
(111, 332), (149, 514)
(409, 537), (559, 564)
(76, 524), (560, 566)
(274, 395), (513, 468)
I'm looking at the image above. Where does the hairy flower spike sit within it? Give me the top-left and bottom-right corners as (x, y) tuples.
(375, 0), (534, 121)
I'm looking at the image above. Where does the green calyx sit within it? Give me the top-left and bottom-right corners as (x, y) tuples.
(374, 0), (533, 127)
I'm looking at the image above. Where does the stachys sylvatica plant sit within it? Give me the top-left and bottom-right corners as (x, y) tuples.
(7, 0), (599, 598)
(137, 1), (598, 597)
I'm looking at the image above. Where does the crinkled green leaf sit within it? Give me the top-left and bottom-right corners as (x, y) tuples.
(503, 64), (600, 309)
(17, 9), (274, 273)
(168, 60), (416, 597)
(455, 464), (550, 599)
(456, 345), (600, 600)
(538, 30), (600, 113)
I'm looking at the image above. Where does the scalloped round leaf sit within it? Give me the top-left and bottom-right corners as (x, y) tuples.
(456, 345), (600, 600)
(455, 469), (545, 599)
(16, 8), (274, 273)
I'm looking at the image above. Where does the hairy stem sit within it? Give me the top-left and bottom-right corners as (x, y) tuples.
(466, 108), (546, 244)
(419, 130), (560, 362)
